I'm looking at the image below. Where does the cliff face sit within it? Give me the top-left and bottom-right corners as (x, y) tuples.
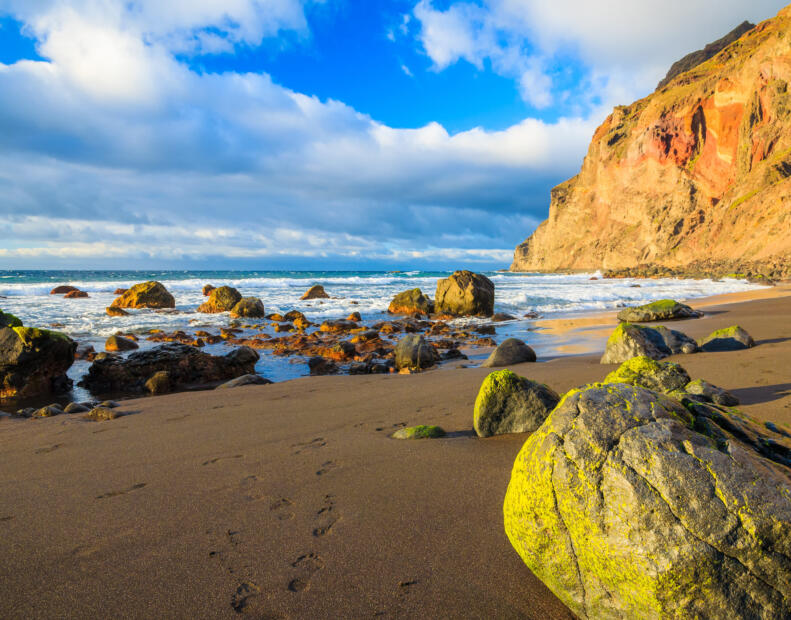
(511, 7), (791, 274)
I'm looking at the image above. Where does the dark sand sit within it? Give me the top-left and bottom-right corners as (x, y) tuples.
(2, 288), (791, 619)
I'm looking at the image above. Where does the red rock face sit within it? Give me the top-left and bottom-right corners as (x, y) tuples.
(511, 7), (791, 274)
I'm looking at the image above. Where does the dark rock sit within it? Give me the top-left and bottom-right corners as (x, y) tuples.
(202, 284), (215, 296)
(492, 313), (516, 322)
(145, 371), (171, 395)
(301, 285), (330, 300)
(685, 379), (740, 406)
(481, 338), (536, 367)
(50, 285), (79, 295)
(392, 425), (445, 439)
(308, 357), (339, 375)
(86, 407), (118, 421)
(198, 286), (242, 313)
(105, 335), (139, 352)
(64, 402), (90, 414)
(0, 325), (76, 399)
(110, 281), (175, 309)
(64, 290), (89, 299)
(230, 297), (265, 319)
(216, 374), (272, 389)
(106, 306), (129, 317)
(698, 325), (755, 352)
(394, 334), (439, 371)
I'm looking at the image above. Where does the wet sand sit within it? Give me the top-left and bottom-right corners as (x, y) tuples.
(2, 288), (791, 618)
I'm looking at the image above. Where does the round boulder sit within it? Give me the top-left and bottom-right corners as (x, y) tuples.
(617, 299), (703, 322)
(198, 286), (242, 313)
(105, 335), (139, 352)
(50, 285), (79, 295)
(301, 285), (330, 300)
(111, 281), (175, 309)
(106, 306), (129, 317)
(434, 270), (495, 316)
(481, 338), (536, 367)
(230, 297), (266, 319)
(504, 383), (791, 619)
(698, 325), (755, 352)
(603, 356), (690, 393)
(388, 289), (434, 315)
(394, 334), (439, 371)
(600, 322), (697, 364)
(473, 369), (559, 437)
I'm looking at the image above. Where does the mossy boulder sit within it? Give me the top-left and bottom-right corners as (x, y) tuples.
(474, 370), (559, 437)
(111, 281), (175, 309)
(392, 425), (445, 439)
(698, 325), (755, 352)
(198, 286), (242, 313)
(603, 356), (690, 393)
(230, 297), (266, 319)
(388, 289), (434, 315)
(0, 310), (22, 328)
(394, 334), (439, 371)
(504, 383), (791, 619)
(434, 270), (495, 316)
(600, 322), (697, 364)
(301, 285), (330, 300)
(617, 299), (702, 322)
(685, 378), (739, 406)
(0, 325), (76, 399)
(481, 338), (536, 367)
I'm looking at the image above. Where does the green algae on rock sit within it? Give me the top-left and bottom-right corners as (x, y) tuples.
(0, 324), (76, 399)
(684, 378), (740, 406)
(698, 325), (755, 351)
(616, 299), (703, 322)
(600, 322), (697, 364)
(110, 281), (175, 309)
(603, 356), (690, 393)
(474, 370), (558, 437)
(391, 425), (445, 440)
(230, 297), (266, 319)
(504, 383), (791, 619)
(0, 310), (22, 328)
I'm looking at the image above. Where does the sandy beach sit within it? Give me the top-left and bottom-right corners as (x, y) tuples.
(2, 286), (791, 619)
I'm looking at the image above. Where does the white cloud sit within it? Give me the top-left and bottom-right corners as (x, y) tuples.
(401, 63), (413, 77)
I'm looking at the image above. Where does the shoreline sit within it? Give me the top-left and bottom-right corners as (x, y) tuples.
(3, 289), (791, 617)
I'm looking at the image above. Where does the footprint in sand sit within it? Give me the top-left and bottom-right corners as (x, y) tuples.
(312, 495), (339, 537)
(35, 443), (63, 454)
(164, 413), (191, 423)
(269, 497), (295, 521)
(95, 482), (146, 499)
(0, 515), (13, 522)
(292, 437), (327, 455)
(287, 552), (324, 592)
(315, 460), (337, 476)
(202, 454), (244, 466)
(399, 579), (419, 593)
(231, 581), (260, 613)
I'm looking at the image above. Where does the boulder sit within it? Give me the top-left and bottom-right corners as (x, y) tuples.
(685, 378), (740, 406)
(64, 402), (90, 414)
(106, 306), (129, 317)
(0, 325), (76, 399)
(64, 290), (89, 299)
(144, 371), (171, 395)
(346, 311), (362, 322)
(202, 284), (215, 296)
(603, 356), (690, 393)
(617, 299), (703, 322)
(388, 289), (434, 315)
(492, 312), (517, 322)
(216, 374), (273, 389)
(0, 311), (22, 328)
(504, 383), (791, 619)
(79, 343), (259, 394)
(198, 286), (242, 313)
(434, 270), (495, 316)
(394, 334), (439, 371)
(33, 404), (63, 418)
(230, 297), (266, 319)
(86, 407), (118, 421)
(473, 370), (559, 437)
(391, 425), (445, 439)
(105, 335), (139, 352)
(698, 325), (755, 352)
(110, 281), (175, 309)
(600, 322), (697, 364)
(308, 357), (339, 375)
(301, 285), (330, 300)
(481, 338), (536, 367)
(50, 285), (79, 295)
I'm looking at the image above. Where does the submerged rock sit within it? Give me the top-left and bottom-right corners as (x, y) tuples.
(301, 285), (330, 300)
(198, 286), (242, 313)
(617, 299), (703, 322)
(106, 306), (129, 317)
(394, 334), (439, 371)
(434, 270), (495, 316)
(473, 369), (559, 437)
(603, 356), (690, 393)
(391, 425), (445, 439)
(80, 343), (259, 394)
(388, 289), (434, 315)
(600, 322), (697, 364)
(698, 325), (755, 352)
(230, 297), (265, 319)
(504, 383), (791, 619)
(308, 357), (339, 375)
(64, 290), (89, 299)
(110, 281), (175, 309)
(481, 338), (536, 367)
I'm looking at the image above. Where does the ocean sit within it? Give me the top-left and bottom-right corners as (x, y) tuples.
(0, 269), (766, 400)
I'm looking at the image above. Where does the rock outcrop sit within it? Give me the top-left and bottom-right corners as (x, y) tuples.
(511, 10), (791, 277)
(603, 356), (691, 393)
(198, 286), (241, 313)
(230, 297), (265, 319)
(111, 281), (175, 309)
(504, 382), (791, 619)
(0, 319), (76, 399)
(617, 299), (702, 322)
(388, 289), (434, 315)
(473, 370), (559, 437)
(301, 285), (329, 300)
(434, 271), (494, 317)
(80, 343), (259, 393)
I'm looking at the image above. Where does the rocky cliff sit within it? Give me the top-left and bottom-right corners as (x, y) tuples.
(511, 7), (791, 276)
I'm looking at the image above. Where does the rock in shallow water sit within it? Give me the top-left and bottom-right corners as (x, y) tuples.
(388, 288), (434, 315)
(110, 281), (175, 309)
(600, 322), (697, 364)
(394, 334), (439, 371)
(481, 338), (536, 367)
(473, 370), (558, 437)
(434, 270), (494, 317)
(504, 383), (791, 619)
(198, 286), (242, 314)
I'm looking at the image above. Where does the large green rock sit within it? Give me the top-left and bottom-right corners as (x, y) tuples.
(474, 370), (558, 437)
(603, 356), (690, 393)
(434, 270), (494, 316)
(617, 299), (702, 322)
(600, 322), (697, 364)
(388, 288), (434, 315)
(110, 281), (175, 309)
(504, 383), (791, 619)
(698, 325), (755, 352)
(0, 325), (76, 399)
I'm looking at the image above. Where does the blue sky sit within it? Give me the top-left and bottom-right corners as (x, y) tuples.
(0, 0), (786, 270)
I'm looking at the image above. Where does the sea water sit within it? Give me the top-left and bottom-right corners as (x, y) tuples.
(0, 270), (767, 399)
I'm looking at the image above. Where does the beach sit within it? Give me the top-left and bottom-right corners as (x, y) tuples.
(2, 286), (790, 618)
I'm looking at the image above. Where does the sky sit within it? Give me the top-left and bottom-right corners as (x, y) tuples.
(0, 0), (787, 270)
